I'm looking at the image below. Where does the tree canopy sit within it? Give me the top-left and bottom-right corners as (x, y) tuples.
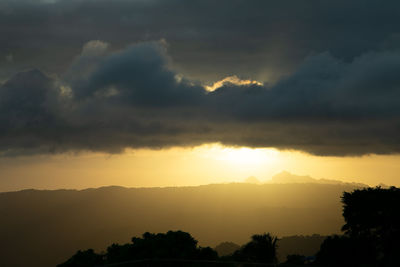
(316, 187), (400, 266)
(233, 233), (278, 264)
(58, 231), (280, 266)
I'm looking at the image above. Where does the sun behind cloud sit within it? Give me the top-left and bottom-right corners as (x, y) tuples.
(197, 144), (279, 166)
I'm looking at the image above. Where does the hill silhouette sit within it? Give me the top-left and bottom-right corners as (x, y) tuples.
(0, 182), (364, 266)
(269, 171), (368, 187)
(214, 242), (241, 257)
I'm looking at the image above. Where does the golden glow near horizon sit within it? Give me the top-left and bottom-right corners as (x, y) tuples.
(195, 144), (280, 166)
(0, 143), (400, 192)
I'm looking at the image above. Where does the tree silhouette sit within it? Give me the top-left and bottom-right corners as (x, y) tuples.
(233, 233), (278, 264)
(197, 246), (219, 260)
(316, 187), (400, 266)
(58, 230), (219, 266)
(106, 243), (132, 264)
(342, 186), (400, 266)
(130, 231), (199, 260)
(316, 235), (377, 267)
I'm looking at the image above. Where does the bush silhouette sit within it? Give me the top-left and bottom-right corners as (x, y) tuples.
(233, 233), (278, 264)
(129, 231), (199, 260)
(316, 235), (377, 267)
(58, 231), (283, 266)
(285, 254), (306, 265)
(106, 243), (132, 263)
(197, 246), (219, 260)
(58, 249), (104, 267)
(58, 230), (218, 266)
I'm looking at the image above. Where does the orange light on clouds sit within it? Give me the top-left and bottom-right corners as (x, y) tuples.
(205, 76), (263, 91)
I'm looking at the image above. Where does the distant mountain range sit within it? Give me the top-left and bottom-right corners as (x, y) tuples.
(244, 171), (369, 187)
(0, 180), (366, 267)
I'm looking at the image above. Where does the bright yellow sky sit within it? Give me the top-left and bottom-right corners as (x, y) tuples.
(0, 143), (399, 192)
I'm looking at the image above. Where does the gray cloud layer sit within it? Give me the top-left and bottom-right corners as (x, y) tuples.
(2, 0), (400, 82)
(1, 40), (400, 156)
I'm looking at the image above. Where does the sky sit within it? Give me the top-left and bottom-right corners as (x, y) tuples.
(1, 0), (400, 191)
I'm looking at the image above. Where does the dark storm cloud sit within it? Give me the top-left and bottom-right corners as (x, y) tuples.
(72, 42), (205, 106)
(1, 0), (400, 156)
(1, 0), (400, 82)
(1, 41), (400, 156)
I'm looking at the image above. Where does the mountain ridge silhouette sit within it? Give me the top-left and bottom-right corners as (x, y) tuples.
(268, 171), (369, 187)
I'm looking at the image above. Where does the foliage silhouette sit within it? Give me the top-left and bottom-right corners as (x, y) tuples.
(130, 231), (198, 260)
(58, 231), (221, 266)
(106, 243), (132, 263)
(58, 231), (283, 266)
(342, 186), (400, 266)
(316, 187), (400, 266)
(316, 234), (377, 267)
(232, 233), (278, 264)
(284, 254), (306, 265)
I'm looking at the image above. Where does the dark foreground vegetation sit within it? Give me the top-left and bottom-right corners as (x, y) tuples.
(315, 187), (400, 267)
(58, 231), (278, 266)
(59, 187), (400, 267)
